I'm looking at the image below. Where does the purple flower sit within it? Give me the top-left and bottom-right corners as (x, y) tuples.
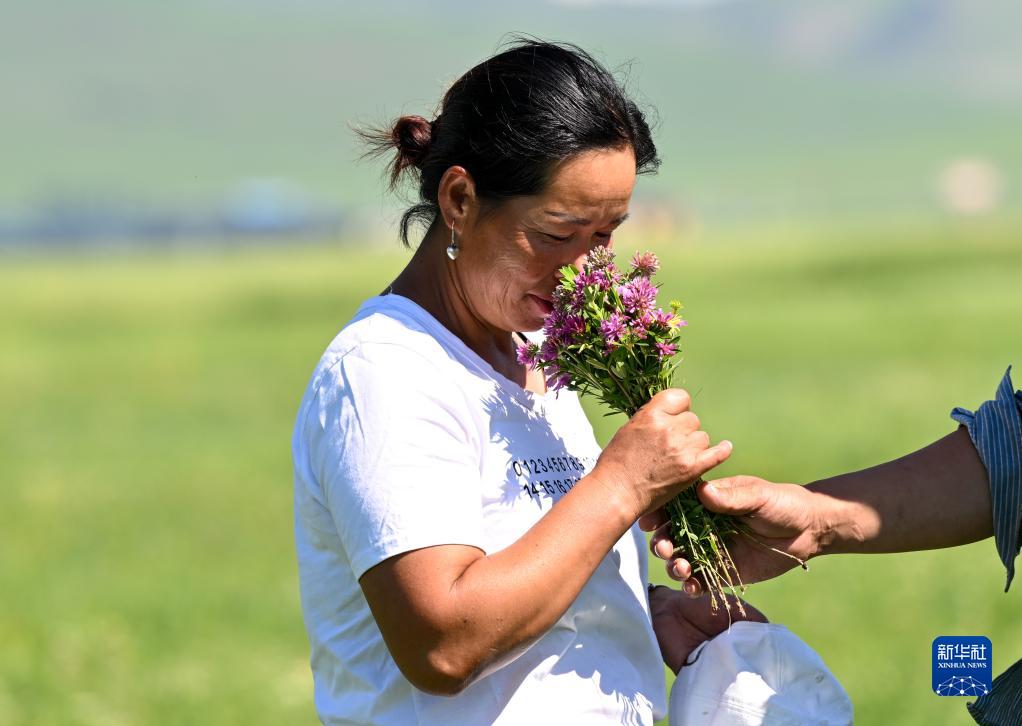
(600, 312), (627, 344)
(655, 341), (677, 359)
(539, 339), (559, 364)
(542, 309), (565, 339)
(559, 315), (585, 341)
(572, 284), (586, 309)
(630, 251), (660, 277)
(542, 363), (571, 391)
(516, 342), (539, 367)
(591, 268), (614, 291)
(548, 372), (572, 391)
(617, 277), (657, 313)
(553, 285), (577, 311)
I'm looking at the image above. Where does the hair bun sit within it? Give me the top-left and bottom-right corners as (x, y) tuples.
(392, 115), (432, 169)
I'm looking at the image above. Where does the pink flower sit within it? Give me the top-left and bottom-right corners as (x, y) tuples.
(585, 245), (615, 271)
(651, 308), (674, 327)
(630, 251), (660, 277)
(630, 310), (654, 340)
(617, 277), (657, 313)
(655, 341), (677, 359)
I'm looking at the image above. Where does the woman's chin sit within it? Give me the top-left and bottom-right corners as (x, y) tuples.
(515, 316), (545, 334)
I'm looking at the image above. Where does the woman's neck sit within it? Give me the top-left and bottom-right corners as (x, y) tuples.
(389, 230), (520, 376)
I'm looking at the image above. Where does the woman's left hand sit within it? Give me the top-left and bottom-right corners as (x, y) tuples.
(648, 584), (768, 674)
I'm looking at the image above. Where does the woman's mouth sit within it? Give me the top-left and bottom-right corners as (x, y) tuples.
(528, 294), (554, 316)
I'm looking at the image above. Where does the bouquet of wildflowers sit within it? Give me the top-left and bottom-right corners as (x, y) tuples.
(517, 247), (792, 614)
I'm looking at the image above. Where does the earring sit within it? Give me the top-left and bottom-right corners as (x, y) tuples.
(446, 226), (460, 261)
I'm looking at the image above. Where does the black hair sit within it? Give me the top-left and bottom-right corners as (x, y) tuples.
(357, 37), (660, 247)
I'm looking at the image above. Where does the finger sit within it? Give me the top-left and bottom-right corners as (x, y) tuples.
(691, 440), (733, 475)
(682, 578), (703, 597)
(650, 524), (673, 558)
(674, 411), (701, 434)
(689, 430), (710, 449)
(697, 476), (765, 516)
(649, 523), (675, 559)
(663, 554), (707, 596)
(667, 555), (692, 582)
(638, 507), (668, 532)
(647, 388), (691, 416)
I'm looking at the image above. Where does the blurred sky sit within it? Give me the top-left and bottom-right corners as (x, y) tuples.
(2, 0), (1020, 241)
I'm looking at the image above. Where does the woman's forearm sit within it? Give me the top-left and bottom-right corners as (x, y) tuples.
(361, 389), (730, 695)
(810, 427), (993, 555)
(429, 472), (639, 688)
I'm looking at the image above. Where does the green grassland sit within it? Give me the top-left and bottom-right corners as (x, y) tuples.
(2, 219), (1020, 725)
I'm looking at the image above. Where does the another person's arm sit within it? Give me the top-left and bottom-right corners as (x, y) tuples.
(646, 367), (1020, 591)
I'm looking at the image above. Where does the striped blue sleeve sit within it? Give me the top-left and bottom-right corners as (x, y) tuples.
(967, 656), (1022, 725)
(950, 367), (1022, 592)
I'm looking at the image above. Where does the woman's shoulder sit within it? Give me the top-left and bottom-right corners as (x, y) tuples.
(309, 295), (460, 394)
(292, 296), (483, 456)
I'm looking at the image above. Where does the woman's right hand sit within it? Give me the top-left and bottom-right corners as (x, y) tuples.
(589, 388), (733, 520)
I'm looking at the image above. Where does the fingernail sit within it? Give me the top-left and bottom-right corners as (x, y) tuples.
(684, 581), (697, 595)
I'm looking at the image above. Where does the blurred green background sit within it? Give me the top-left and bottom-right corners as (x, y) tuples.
(2, 1), (1020, 724)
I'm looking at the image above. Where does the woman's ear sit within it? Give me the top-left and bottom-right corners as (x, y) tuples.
(437, 166), (477, 231)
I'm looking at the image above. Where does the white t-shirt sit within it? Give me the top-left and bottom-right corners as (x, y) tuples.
(292, 294), (667, 725)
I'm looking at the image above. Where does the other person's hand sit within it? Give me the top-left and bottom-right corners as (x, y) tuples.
(642, 476), (830, 594)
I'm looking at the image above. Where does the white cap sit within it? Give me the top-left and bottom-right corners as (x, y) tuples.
(669, 621), (853, 726)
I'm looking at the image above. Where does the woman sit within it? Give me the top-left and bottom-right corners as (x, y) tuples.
(291, 39), (738, 725)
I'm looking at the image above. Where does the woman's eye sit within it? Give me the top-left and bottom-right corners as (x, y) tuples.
(542, 230), (612, 242)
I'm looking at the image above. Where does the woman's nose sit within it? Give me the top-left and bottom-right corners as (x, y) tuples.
(568, 247), (592, 271)
(553, 240), (611, 285)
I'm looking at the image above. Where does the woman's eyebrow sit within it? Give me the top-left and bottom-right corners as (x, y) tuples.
(544, 210), (630, 225)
